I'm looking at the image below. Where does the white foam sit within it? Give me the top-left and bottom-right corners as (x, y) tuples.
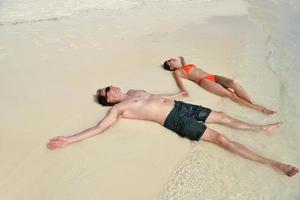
(0, 0), (217, 25)
(0, 0), (141, 24)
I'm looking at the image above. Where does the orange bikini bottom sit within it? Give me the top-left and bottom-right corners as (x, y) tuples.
(198, 75), (216, 84)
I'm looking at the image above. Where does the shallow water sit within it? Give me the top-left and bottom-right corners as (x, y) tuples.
(0, 0), (215, 25)
(0, 0), (299, 199)
(0, 0), (139, 25)
(160, 0), (300, 199)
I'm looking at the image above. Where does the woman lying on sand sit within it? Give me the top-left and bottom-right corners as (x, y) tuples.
(162, 56), (275, 115)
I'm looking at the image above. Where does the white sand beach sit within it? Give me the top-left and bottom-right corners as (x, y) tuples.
(0, 0), (299, 199)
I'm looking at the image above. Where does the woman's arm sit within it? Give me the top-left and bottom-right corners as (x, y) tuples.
(173, 70), (187, 93)
(179, 56), (186, 66)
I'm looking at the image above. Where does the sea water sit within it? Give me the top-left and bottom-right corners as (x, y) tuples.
(0, 0), (141, 25)
(0, 0), (211, 25)
(0, 0), (299, 199)
(160, 0), (300, 199)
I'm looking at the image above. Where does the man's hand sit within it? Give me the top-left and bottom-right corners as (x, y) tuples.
(47, 108), (121, 150)
(174, 91), (189, 99)
(180, 90), (189, 97)
(159, 90), (189, 100)
(47, 136), (72, 150)
(173, 90), (189, 100)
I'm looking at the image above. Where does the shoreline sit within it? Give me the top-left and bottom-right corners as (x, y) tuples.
(1, 0), (299, 199)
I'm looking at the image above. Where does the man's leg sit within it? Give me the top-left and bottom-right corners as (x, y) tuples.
(201, 128), (299, 177)
(206, 111), (282, 133)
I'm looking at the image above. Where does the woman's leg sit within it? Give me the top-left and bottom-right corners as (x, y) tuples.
(215, 75), (254, 104)
(199, 80), (275, 115)
(201, 128), (299, 177)
(205, 111), (282, 134)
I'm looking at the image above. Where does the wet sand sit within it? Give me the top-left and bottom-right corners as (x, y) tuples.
(0, 0), (299, 199)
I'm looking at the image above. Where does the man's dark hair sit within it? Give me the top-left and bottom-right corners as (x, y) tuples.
(95, 90), (117, 106)
(162, 60), (174, 71)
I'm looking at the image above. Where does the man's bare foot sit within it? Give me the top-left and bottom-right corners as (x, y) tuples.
(261, 122), (282, 134)
(277, 164), (299, 177)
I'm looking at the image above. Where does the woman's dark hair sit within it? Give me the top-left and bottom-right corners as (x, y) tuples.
(162, 60), (175, 71)
(95, 90), (116, 106)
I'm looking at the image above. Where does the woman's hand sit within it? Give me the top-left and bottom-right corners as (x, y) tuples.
(179, 56), (186, 66)
(47, 136), (72, 150)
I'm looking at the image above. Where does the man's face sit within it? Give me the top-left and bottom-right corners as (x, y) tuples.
(99, 85), (121, 103)
(167, 58), (180, 70)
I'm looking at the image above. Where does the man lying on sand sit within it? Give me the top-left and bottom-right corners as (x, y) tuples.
(162, 56), (275, 115)
(47, 86), (298, 177)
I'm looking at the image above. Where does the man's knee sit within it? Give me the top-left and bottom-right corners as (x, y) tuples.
(216, 111), (232, 124)
(214, 134), (231, 148)
(202, 129), (231, 146)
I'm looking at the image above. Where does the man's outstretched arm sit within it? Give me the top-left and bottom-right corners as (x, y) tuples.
(47, 107), (121, 150)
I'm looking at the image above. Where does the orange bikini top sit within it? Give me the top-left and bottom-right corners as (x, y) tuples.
(182, 64), (196, 74)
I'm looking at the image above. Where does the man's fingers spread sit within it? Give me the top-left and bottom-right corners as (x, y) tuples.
(47, 143), (55, 150)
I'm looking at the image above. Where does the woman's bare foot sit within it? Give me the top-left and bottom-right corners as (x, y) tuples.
(245, 96), (255, 104)
(260, 107), (276, 115)
(261, 122), (283, 134)
(276, 164), (299, 177)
